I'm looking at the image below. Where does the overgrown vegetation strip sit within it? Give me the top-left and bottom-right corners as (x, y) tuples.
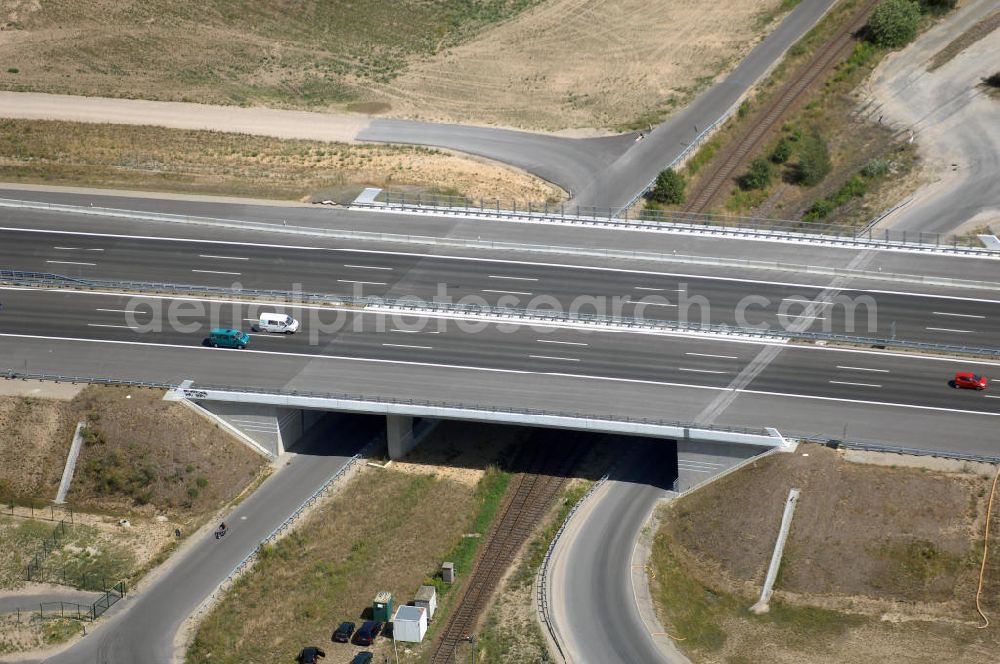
(683, 0), (879, 213)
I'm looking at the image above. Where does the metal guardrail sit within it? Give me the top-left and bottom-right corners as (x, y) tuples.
(536, 474), (609, 662)
(0, 195), (994, 257)
(367, 191), (994, 255)
(5, 270), (1000, 360)
(803, 437), (1000, 465)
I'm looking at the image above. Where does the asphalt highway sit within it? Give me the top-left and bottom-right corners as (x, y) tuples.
(3, 288), (999, 420)
(3, 227), (999, 347)
(3, 190), (998, 290)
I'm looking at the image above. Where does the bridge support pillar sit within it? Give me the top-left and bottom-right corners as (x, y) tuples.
(387, 414), (417, 459)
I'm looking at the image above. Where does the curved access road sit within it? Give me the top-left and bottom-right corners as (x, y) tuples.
(869, 0), (1000, 235)
(0, 0), (837, 209)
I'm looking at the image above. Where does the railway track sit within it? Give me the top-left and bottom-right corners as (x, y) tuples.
(428, 435), (588, 664)
(684, 0), (879, 213)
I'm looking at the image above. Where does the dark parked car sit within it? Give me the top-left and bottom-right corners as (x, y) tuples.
(353, 620), (383, 646)
(332, 621), (356, 643)
(296, 646), (326, 664)
(350, 653), (374, 664)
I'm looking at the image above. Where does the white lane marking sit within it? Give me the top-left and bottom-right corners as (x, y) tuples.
(985, 395), (1000, 399)
(192, 269), (241, 275)
(382, 343), (433, 350)
(198, 254), (249, 260)
(46, 260), (96, 266)
(634, 287), (664, 291)
(685, 352), (738, 359)
(528, 355), (580, 362)
(677, 368), (728, 374)
(676, 467), (714, 473)
(488, 275), (539, 281)
(243, 318), (258, 322)
(12, 226), (1000, 305)
(6, 332), (1000, 419)
(829, 380), (882, 388)
(86, 323), (137, 329)
(96, 308), (147, 314)
(337, 279), (387, 286)
(926, 327), (972, 333)
(389, 329), (441, 335)
(933, 311), (985, 319)
(836, 365), (890, 373)
(782, 298), (831, 306)
(248, 333), (282, 338)
(482, 289), (533, 296)
(629, 302), (678, 308)
(53, 246), (104, 251)
(344, 264), (393, 270)
(782, 314), (825, 320)
(537, 340), (588, 346)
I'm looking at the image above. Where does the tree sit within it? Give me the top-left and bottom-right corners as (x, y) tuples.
(650, 168), (685, 204)
(795, 129), (831, 186)
(739, 157), (772, 191)
(868, 0), (921, 49)
(985, 72), (1000, 89)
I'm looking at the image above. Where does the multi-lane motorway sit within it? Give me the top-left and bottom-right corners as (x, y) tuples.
(2, 197), (1000, 455)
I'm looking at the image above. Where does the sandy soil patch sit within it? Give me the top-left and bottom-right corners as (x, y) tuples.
(373, 0), (787, 130)
(0, 380), (84, 401)
(0, 118), (563, 202)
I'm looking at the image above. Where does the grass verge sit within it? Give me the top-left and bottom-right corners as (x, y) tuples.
(0, 119), (562, 203)
(187, 464), (511, 664)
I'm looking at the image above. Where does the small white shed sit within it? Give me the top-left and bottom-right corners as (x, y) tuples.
(392, 605), (427, 643)
(414, 585), (437, 620)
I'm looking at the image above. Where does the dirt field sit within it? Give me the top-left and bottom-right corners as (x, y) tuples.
(650, 443), (1000, 663)
(0, 119), (563, 202)
(0, 0), (789, 130)
(0, 385), (265, 516)
(358, 0), (790, 130)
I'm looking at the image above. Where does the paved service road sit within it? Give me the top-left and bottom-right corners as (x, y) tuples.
(31, 415), (378, 664)
(0, 0), (835, 209)
(570, 0), (838, 209)
(548, 443), (678, 664)
(869, 0), (1000, 235)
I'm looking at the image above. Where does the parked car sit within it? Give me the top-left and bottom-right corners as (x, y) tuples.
(350, 653), (374, 664)
(295, 646), (326, 664)
(353, 620), (382, 646)
(332, 621), (356, 643)
(205, 328), (250, 349)
(954, 371), (988, 390)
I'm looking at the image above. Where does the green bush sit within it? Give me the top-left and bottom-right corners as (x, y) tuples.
(794, 129), (832, 186)
(739, 157), (773, 190)
(650, 168), (686, 204)
(737, 100), (751, 118)
(985, 72), (1000, 88)
(769, 137), (793, 164)
(832, 175), (868, 205)
(804, 198), (835, 221)
(868, 0), (921, 49)
(862, 158), (890, 178)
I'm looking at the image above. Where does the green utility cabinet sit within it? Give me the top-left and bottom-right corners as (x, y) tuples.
(373, 591), (393, 622)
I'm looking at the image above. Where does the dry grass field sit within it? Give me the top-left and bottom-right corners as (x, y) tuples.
(0, 0), (791, 130)
(0, 119), (563, 202)
(0, 385), (265, 516)
(651, 444), (1000, 663)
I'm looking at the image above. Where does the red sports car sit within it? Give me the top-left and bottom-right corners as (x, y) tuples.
(954, 371), (988, 390)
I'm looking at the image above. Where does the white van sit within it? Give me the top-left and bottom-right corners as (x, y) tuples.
(254, 312), (300, 334)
